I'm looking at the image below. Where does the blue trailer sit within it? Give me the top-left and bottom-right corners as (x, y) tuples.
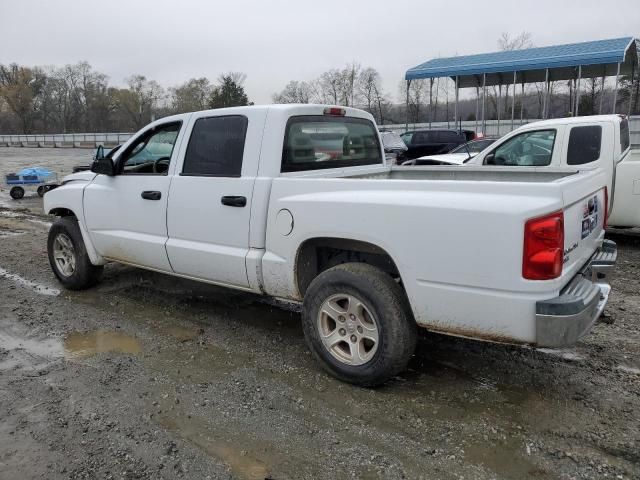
(5, 167), (59, 200)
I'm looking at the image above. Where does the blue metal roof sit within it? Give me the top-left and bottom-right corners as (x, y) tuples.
(406, 37), (637, 81)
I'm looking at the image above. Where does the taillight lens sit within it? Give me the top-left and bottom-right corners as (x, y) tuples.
(523, 211), (564, 280)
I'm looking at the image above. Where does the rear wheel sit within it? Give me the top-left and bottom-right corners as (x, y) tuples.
(37, 185), (46, 197)
(47, 216), (103, 290)
(10, 186), (24, 200)
(302, 263), (416, 386)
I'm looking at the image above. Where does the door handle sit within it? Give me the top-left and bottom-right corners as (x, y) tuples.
(141, 191), (161, 200)
(221, 195), (246, 207)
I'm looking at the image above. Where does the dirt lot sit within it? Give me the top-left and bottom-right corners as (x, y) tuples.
(0, 148), (639, 480)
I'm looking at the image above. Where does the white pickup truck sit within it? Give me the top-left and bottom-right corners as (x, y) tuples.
(464, 115), (638, 228)
(44, 105), (616, 386)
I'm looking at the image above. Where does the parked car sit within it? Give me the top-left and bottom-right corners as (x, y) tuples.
(401, 138), (499, 166)
(44, 104), (615, 386)
(399, 129), (473, 160)
(466, 115), (637, 228)
(378, 129), (408, 165)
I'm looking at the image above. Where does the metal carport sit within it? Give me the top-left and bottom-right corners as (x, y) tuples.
(404, 37), (639, 133)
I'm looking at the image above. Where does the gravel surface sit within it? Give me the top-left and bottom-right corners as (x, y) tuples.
(0, 148), (639, 479)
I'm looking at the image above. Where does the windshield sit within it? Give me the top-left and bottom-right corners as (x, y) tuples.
(282, 116), (382, 172)
(451, 139), (495, 155)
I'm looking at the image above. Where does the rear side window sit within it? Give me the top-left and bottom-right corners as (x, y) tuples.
(182, 115), (248, 176)
(436, 131), (463, 143)
(567, 125), (602, 165)
(282, 116), (382, 172)
(620, 118), (630, 152)
(412, 131), (434, 143)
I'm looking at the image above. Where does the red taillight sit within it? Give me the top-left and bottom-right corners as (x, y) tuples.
(523, 211), (564, 280)
(603, 187), (608, 229)
(323, 107), (346, 116)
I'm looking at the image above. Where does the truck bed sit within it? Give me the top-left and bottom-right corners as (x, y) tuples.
(352, 166), (577, 183)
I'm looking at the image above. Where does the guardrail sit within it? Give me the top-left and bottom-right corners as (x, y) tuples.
(379, 118), (537, 136)
(1, 116), (639, 148)
(0, 133), (133, 148)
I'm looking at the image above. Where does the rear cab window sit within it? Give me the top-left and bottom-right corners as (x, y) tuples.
(567, 125), (602, 165)
(282, 116), (382, 172)
(620, 117), (630, 153)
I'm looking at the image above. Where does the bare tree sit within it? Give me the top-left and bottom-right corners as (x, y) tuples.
(114, 75), (165, 129)
(0, 64), (46, 133)
(489, 32), (533, 118)
(170, 77), (213, 112)
(399, 79), (427, 123)
(272, 80), (312, 103)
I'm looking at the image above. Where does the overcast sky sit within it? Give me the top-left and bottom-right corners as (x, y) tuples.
(0, 0), (637, 104)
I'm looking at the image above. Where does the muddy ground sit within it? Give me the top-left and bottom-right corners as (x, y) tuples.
(0, 147), (639, 480)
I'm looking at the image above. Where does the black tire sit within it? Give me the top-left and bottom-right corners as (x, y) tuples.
(37, 185), (46, 197)
(47, 216), (103, 290)
(302, 263), (417, 387)
(10, 186), (24, 200)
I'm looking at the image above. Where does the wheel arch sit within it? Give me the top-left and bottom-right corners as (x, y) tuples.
(295, 236), (403, 298)
(48, 207), (77, 217)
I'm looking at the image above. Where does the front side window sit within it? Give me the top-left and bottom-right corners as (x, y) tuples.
(282, 116), (382, 172)
(567, 125), (602, 165)
(486, 130), (556, 166)
(120, 123), (181, 175)
(182, 115), (248, 177)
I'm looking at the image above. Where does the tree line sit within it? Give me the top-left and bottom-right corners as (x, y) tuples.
(2, 32), (638, 135)
(272, 63), (392, 124)
(0, 62), (251, 134)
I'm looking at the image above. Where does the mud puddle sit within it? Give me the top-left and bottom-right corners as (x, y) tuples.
(0, 266), (60, 296)
(0, 316), (141, 371)
(158, 415), (272, 480)
(64, 330), (142, 358)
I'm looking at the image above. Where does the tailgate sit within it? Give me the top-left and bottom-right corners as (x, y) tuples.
(561, 186), (606, 278)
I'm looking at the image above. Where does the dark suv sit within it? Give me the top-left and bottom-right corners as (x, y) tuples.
(399, 129), (473, 160)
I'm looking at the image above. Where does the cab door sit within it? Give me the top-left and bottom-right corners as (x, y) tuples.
(165, 109), (267, 288)
(83, 121), (184, 271)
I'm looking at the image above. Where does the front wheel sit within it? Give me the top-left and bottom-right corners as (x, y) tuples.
(302, 263), (417, 387)
(47, 216), (103, 290)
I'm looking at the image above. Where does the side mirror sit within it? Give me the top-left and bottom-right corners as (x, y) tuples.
(91, 157), (116, 176)
(484, 153), (496, 165)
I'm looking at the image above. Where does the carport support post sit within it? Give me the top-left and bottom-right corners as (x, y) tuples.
(475, 85), (480, 133)
(429, 78), (434, 129)
(454, 75), (459, 131)
(521, 78), (525, 124)
(481, 73), (486, 134)
(628, 62), (636, 116)
(511, 71), (517, 131)
(497, 81), (502, 135)
(405, 79), (411, 132)
(574, 65), (582, 116)
(599, 66), (606, 114)
(612, 62), (621, 113)
(542, 69), (550, 119)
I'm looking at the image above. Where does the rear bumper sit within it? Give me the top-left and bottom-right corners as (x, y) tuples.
(535, 240), (617, 347)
